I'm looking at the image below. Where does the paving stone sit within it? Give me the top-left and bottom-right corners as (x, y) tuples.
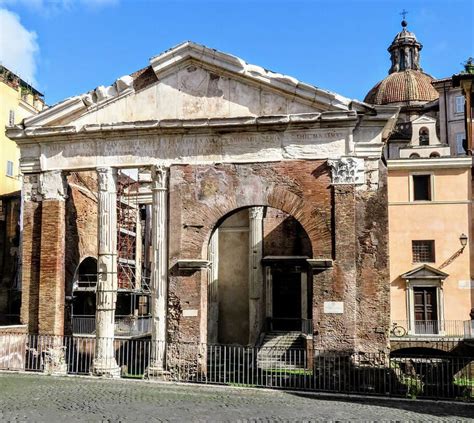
(0, 373), (472, 422)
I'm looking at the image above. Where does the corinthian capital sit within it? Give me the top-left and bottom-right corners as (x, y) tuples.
(328, 157), (364, 185)
(151, 165), (168, 190)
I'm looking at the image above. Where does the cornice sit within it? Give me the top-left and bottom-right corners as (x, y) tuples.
(8, 112), (360, 144)
(387, 157), (473, 170)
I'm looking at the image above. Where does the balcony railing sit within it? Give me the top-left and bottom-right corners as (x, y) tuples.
(391, 320), (474, 338)
(72, 315), (152, 337)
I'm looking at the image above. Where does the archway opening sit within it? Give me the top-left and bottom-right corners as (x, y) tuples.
(207, 206), (312, 345)
(71, 257), (97, 334)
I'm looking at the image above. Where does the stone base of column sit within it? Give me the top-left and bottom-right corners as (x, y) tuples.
(91, 359), (121, 378)
(43, 345), (68, 376)
(145, 365), (170, 380)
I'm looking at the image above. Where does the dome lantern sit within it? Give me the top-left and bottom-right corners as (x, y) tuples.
(388, 19), (423, 74)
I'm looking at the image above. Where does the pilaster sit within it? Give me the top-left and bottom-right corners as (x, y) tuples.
(207, 229), (219, 343)
(248, 206), (264, 345)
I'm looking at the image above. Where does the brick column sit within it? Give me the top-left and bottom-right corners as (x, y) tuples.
(147, 166), (168, 376)
(37, 171), (67, 336)
(315, 157), (362, 352)
(92, 167), (120, 377)
(248, 206), (264, 345)
(333, 184), (357, 349)
(20, 174), (42, 333)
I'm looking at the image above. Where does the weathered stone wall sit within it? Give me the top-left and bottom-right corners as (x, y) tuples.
(168, 158), (390, 353)
(168, 160), (332, 343)
(355, 162), (390, 353)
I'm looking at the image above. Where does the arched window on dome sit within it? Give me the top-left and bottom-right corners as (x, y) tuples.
(399, 50), (405, 69)
(429, 152), (440, 158)
(409, 153), (420, 159)
(419, 127), (429, 146)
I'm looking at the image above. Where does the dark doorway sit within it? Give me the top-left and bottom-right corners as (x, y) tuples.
(414, 286), (438, 334)
(272, 268), (301, 331)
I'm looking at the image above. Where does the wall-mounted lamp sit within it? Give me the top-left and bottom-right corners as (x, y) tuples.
(460, 233), (468, 249)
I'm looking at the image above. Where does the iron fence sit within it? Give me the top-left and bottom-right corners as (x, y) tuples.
(71, 315), (152, 336)
(0, 333), (472, 401)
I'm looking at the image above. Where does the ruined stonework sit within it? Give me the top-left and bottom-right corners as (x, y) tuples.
(6, 42), (398, 363)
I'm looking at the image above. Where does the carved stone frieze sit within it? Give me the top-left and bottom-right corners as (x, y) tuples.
(328, 157), (365, 185)
(39, 170), (67, 200)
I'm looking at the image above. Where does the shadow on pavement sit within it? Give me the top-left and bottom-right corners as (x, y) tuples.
(288, 391), (473, 419)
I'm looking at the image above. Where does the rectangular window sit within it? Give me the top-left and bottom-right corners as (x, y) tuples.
(455, 95), (465, 114)
(412, 174), (431, 201)
(412, 240), (435, 263)
(6, 160), (14, 177)
(455, 132), (466, 155)
(8, 110), (15, 126)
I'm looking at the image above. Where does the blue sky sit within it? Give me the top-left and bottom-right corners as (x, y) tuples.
(0, 0), (472, 105)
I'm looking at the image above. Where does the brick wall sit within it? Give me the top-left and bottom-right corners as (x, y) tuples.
(20, 200), (42, 333)
(168, 160), (332, 343)
(38, 200), (66, 335)
(168, 159), (390, 353)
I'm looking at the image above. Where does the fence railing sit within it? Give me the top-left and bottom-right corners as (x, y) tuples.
(391, 320), (474, 338)
(0, 333), (472, 401)
(71, 315), (152, 337)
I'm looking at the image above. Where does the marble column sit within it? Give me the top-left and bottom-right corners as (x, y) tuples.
(207, 229), (219, 343)
(93, 167), (120, 377)
(134, 209), (143, 292)
(148, 166), (168, 375)
(248, 206), (264, 345)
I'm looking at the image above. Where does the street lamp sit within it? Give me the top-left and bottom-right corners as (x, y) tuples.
(459, 233), (468, 249)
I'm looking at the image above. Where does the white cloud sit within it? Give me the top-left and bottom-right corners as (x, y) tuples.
(0, 8), (39, 85)
(0, 0), (118, 15)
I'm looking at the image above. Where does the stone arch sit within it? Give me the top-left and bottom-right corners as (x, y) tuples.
(72, 256), (97, 290)
(200, 186), (331, 260)
(206, 204), (314, 345)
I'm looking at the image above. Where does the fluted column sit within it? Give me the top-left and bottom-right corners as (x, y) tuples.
(93, 167), (120, 377)
(207, 229), (219, 343)
(148, 166), (168, 375)
(248, 206), (264, 345)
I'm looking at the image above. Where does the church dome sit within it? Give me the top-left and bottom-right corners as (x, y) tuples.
(364, 69), (438, 105)
(364, 19), (439, 106)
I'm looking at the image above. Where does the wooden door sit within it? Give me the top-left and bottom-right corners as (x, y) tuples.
(414, 287), (438, 334)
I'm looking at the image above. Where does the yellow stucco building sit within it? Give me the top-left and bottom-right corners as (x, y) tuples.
(366, 20), (473, 346)
(0, 66), (44, 196)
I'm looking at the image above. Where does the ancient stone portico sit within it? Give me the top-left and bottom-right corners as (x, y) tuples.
(7, 42), (398, 375)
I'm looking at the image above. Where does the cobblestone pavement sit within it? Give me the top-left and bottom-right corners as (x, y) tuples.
(0, 373), (472, 422)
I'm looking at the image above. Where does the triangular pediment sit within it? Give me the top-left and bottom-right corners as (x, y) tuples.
(23, 42), (355, 128)
(401, 264), (448, 280)
(412, 115), (436, 125)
